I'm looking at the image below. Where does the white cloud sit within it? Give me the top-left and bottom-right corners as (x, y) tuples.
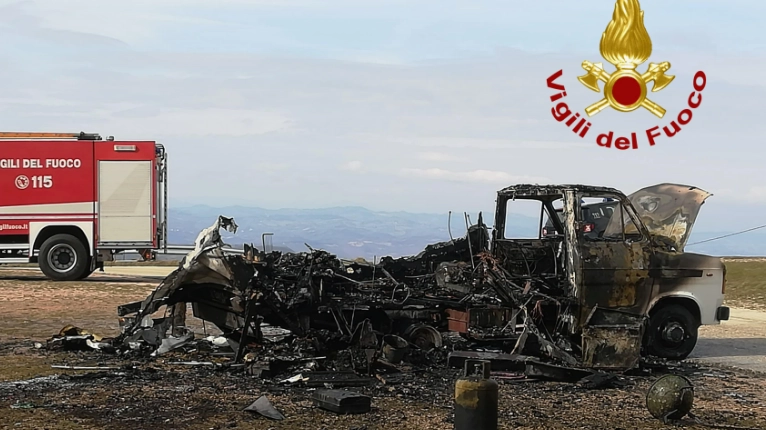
(341, 161), (363, 171)
(402, 137), (591, 150)
(417, 152), (460, 162)
(703, 183), (766, 206)
(57, 107), (292, 138)
(11, 0), (422, 47)
(0, 0), (763, 225)
(254, 162), (290, 173)
(401, 168), (549, 184)
(747, 186), (766, 203)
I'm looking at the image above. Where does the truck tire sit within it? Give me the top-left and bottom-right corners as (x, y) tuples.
(646, 304), (700, 360)
(39, 234), (89, 281)
(76, 262), (95, 280)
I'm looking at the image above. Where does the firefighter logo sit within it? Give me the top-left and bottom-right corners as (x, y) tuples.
(545, 0), (705, 149)
(577, 0), (675, 118)
(14, 175), (29, 190)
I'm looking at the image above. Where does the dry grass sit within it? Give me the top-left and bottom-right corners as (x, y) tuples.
(0, 270), (156, 337)
(723, 260), (766, 309)
(0, 352), (56, 382)
(1, 409), (95, 430)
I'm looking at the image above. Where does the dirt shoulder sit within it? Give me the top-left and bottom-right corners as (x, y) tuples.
(694, 308), (766, 373)
(1, 340), (765, 430)
(0, 274), (157, 340)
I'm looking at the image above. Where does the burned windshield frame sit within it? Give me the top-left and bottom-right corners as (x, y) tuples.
(577, 193), (646, 243)
(618, 199), (647, 243)
(577, 194), (617, 241)
(543, 199), (565, 235)
(539, 200), (564, 237)
(496, 195), (566, 239)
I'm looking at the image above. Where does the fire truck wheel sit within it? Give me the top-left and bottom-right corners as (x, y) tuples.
(39, 234), (89, 281)
(646, 304), (700, 361)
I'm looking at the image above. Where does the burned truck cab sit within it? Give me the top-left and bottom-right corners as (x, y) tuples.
(491, 184), (728, 362)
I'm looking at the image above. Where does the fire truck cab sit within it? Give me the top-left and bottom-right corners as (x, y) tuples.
(0, 132), (167, 281)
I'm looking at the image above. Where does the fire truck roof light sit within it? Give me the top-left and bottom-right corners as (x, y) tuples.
(114, 145), (137, 152)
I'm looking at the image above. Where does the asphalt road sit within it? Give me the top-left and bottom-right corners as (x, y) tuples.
(2, 265), (765, 373)
(0, 265), (169, 284)
(96, 266), (176, 278)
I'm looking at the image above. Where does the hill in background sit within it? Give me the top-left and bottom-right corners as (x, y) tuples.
(167, 205), (765, 259)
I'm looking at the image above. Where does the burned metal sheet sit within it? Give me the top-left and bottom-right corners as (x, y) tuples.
(244, 395), (285, 420)
(607, 183), (711, 252)
(119, 215), (245, 329)
(117, 216), (254, 352)
(580, 307), (645, 370)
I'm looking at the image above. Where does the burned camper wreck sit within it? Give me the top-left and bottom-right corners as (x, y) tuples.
(115, 183), (729, 379)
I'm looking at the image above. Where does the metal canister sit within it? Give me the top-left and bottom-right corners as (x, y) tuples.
(646, 374), (695, 421)
(454, 359), (498, 430)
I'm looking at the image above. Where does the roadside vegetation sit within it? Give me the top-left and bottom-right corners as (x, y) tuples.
(722, 258), (766, 309)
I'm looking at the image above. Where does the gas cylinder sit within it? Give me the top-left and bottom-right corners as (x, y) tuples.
(454, 359), (498, 430)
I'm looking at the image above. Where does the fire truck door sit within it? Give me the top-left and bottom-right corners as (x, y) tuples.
(97, 160), (153, 244)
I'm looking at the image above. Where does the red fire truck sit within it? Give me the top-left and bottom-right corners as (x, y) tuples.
(0, 132), (168, 281)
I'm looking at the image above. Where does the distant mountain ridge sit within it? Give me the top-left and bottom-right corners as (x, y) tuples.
(169, 205), (493, 259)
(168, 205), (766, 259)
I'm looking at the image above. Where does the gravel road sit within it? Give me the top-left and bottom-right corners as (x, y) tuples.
(693, 307), (766, 373)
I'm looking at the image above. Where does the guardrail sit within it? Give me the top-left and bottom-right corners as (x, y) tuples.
(119, 245), (246, 257)
(159, 245), (246, 255)
(122, 233), (274, 260)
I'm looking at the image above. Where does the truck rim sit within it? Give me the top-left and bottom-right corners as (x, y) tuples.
(660, 319), (686, 347)
(48, 244), (77, 273)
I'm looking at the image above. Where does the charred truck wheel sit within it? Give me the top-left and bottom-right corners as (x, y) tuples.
(39, 234), (89, 281)
(646, 304), (700, 360)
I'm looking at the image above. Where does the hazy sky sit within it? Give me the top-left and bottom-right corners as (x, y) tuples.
(1, 0), (763, 231)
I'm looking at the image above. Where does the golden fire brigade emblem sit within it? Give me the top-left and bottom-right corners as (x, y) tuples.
(578, 0), (675, 118)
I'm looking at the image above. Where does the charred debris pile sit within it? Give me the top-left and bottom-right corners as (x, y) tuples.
(51, 215), (653, 384)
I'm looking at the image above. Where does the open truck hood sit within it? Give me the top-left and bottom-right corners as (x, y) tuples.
(623, 183), (711, 252)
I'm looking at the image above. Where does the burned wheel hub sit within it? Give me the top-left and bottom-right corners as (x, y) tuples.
(404, 324), (443, 350)
(48, 244), (77, 273)
(661, 321), (686, 345)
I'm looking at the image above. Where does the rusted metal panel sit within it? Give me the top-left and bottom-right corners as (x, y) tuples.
(448, 351), (527, 371)
(581, 307), (644, 370)
(447, 309), (469, 333)
(469, 307), (514, 328)
(446, 307), (515, 333)
(581, 326), (642, 370)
